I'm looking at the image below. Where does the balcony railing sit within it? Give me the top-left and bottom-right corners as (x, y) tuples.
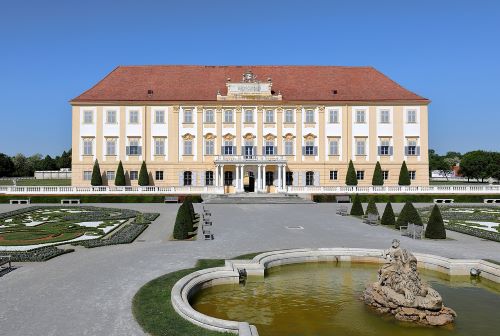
(0, 186), (224, 195)
(214, 155), (287, 163)
(286, 185), (500, 194)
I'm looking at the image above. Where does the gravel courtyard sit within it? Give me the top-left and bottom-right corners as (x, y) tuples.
(0, 203), (499, 336)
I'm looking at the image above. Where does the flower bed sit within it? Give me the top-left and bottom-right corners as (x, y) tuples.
(74, 223), (148, 248)
(6, 246), (75, 262)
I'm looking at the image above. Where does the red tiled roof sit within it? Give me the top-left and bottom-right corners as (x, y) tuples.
(71, 65), (429, 103)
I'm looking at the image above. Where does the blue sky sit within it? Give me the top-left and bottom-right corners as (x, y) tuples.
(1, 0), (499, 156)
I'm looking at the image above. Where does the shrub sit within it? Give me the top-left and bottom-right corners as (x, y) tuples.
(346, 160), (358, 186)
(398, 161), (411, 186)
(366, 199), (379, 216)
(372, 161), (384, 186)
(350, 194), (364, 216)
(396, 201), (422, 229)
(138, 161), (150, 186)
(173, 203), (192, 239)
(115, 161), (126, 186)
(381, 202), (396, 226)
(8, 246), (74, 262)
(425, 205), (446, 239)
(76, 223), (148, 248)
(91, 159), (103, 186)
(184, 196), (197, 222)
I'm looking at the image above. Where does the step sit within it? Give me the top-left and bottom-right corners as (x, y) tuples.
(203, 195), (314, 204)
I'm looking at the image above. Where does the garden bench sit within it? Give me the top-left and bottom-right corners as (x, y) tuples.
(202, 206), (211, 215)
(10, 199), (30, 205)
(164, 196), (179, 203)
(484, 199), (500, 204)
(433, 199), (454, 204)
(336, 206), (348, 216)
(60, 199), (80, 205)
(363, 213), (379, 225)
(336, 195), (351, 203)
(203, 232), (214, 240)
(203, 218), (212, 226)
(0, 255), (12, 270)
(400, 223), (425, 239)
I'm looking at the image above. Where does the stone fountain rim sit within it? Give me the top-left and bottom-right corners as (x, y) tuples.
(170, 248), (500, 336)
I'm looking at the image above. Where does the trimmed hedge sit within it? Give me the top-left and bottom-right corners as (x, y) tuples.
(425, 205), (446, 239)
(7, 246), (74, 262)
(115, 161), (126, 186)
(396, 201), (422, 229)
(311, 194), (500, 203)
(365, 199), (379, 216)
(381, 202), (396, 226)
(372, 161), (384, 186)
(398, 161), (411, 186)
(444, 222), (500, 242)
(0, 195), (203, 203)
(91, 160), (103, 186)
(350, 194), (364, 216)
(75, 223), (149, 248)
(346, 160), (358, 186)
(173, 203), (192, 239)
(138, 161), (150, 186)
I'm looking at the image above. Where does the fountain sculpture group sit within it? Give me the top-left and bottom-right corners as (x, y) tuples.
(363, 239), (456, 326)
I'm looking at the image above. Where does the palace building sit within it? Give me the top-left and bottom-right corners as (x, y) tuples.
(71, 65), (429, 192)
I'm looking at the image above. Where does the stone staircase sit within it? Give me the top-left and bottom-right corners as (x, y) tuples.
(202, 193), (314, 204)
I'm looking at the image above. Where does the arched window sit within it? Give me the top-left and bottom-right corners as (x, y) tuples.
(305, 171), (314, 186)
(183, 171), (192, 186)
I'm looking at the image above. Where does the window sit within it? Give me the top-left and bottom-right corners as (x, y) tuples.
(409, 171), (416, 180)
(305, 171), (314, 186)
(286, 171), (293, 186)
(265, 171), (274, 186)
(265, 109), (274, 123)
(130, 171), (138, 180)
(329, 139), (339, 155)
(184, 109), (193, 123)
(330, 170), (338, 180)
(379, 140), (391, 156)
(224, 171), (233, 186)
(183, 171), (192, 186)
(224, 109), (233, 123)
(155, 171), (164, 180)
(406, 140), (419, 156)
(129, 111), (139, 124)
(329, 110), (339, 123)
(205, 171), (214, 186)
(284, 140), (294, 155)
(106, 138), (116, 156)
(106, 171), (115, 181)
(205, 139), (214, 155)
(83, 111), (93, 124)
(356, 171), (365, 180)
(380, 110), (390, 123)
(127, 139), (141, 156)
(223, 140), (234, 155)
(154, 138), (165, 155)
(205, 109), (214, 123)
(284, 109), (294, 123)
(355, 110), (366, 123)
(264, 140), (275, 155)
(184, 140), (193, 155)
(83, 138), (93, 156)
(244, 140), (254, 156)
(106, 110), (117, 124)
(356, 139), (366, 156)
(244, 109), (253, 123)
(382, 171), (389, 180)
(305, 109), (314, 123)
(83, 171), (92, 180)
(304, 140), (315, 156)
(407, 110), (417, 123)
(155, 110), (165, 124)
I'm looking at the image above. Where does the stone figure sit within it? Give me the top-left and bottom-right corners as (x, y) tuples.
(363, 240), (456, 326)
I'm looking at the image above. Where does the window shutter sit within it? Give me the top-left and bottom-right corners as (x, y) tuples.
(138, 146), (142, 155)
(253, 146), (257, 155)
(273, 168), (278, 186)
(274, 146), (278, 155)
(221, 146), (224, 154)
(377, 146), (382, 155)
(292, 172), (298, 186)
(126, 146), (130, 155)
(314, 171), (320, 186)
(313, 146), (318, 156)
(233, 146), (237, 155)
(241, 146), (245, 154)
(404, 146), (409, 155)
(262, 146), (266, 155)
(416, 146), (421, 156)
(200, 171), (205, 186)
(178, 172), (183, 186)
(301, 172), (306, 186)
(192, 172), (197, 186)
(302, 146), (306, 155)
(389, 146), (394, 156)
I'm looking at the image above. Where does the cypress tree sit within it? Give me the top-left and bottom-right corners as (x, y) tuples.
(350, 194), (364, 216)
(346, 160), (358, 186)
(138, 161), (150, 186)
(91, 159), (103, 186)
(365, 199), (379, 216)
(398, 161), (411, 186)
(396, 201), (422, 229)
(173, 203), (190, 239)
(372, 161), (384, 186)
(425, 205), (446, 239)
(115, 161), (126, 186)
(381, 202), (396, 226)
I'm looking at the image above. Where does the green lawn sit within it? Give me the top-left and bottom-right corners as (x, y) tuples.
(0, 180), (13, 186)
(0, 179), (72, 186)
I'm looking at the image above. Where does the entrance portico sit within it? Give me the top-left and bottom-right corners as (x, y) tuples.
(214, 155), (287, 193)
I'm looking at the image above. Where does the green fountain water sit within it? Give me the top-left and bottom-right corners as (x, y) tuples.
(191, 262), (500, 336)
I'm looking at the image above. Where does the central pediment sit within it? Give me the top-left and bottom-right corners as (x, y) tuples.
(217, 70), (282, 101)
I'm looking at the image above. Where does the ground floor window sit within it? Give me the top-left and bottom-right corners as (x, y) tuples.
(382, 171), (389, 180)
(155, 171), (164, 180)
(409, 171), (416, 180)
(106, 171), (115, 181)
(356, 171), (364, 180)
(286, 171), (293, 186)
(329, 170), (338, 180)
(205, 171), (214, 186)
(83, 171), (92, 180)
(305, 171), (314, 186)
(130, 171), (138, 180)
(184, 171), (192, 186)
(224, 171), (233, 186)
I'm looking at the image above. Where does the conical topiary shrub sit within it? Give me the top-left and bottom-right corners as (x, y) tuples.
(398, 161), (411, 186)
(91, 159), (103, 186)
(366, 199), (379, 217)
(396, 201), (422, 229)
(138, 161), (150, 186)
(346, 160), (358, 186)
(350, 194), (364, 216)
(115, 161), (126, 186)
(381, 202), (396, 226)
(372, 161), (384, 186)
(173, 203), (190, 239)
(425, 205), (446, 239)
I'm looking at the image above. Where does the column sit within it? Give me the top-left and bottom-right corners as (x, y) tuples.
(240, 164), (245, 191)
(278, 164), (282, 191)
(236, 164), (240, 192)
(257, 164), (261, 191)
(215, 165), (219, 187)
(220, 164), (224, 187)
(282, 164), (286, 190)
(262, 164), (267, 191)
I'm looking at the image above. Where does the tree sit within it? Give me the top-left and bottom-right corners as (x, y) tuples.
(28, 154), (43, 172)
(396, 201), (422, 229)
(486, 152), (500, 182)
(57, 150), (72, 169)
(0, 153), (15, 177)
(429, 149), (451, 180)
(425, 205), (446, 239)
(350, 194), (364, 216)
(115, 161), (126, 186)
(372, 161), (384, 186)
(346, 160), (358, 186)
(381, 202), (396, 226)
(398, 161), (411, 186)
(39, 155), (58, 171)
(12, 154), (33, 177)
(91, 159), (103, 186)
(138, 161), (150, 186)
(366, 199), (379, 216)
(173, 203), (190, 240)
(460, 150), (491, 182)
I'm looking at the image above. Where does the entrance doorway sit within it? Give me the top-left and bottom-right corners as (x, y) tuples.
(244, 171), (255, 192)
